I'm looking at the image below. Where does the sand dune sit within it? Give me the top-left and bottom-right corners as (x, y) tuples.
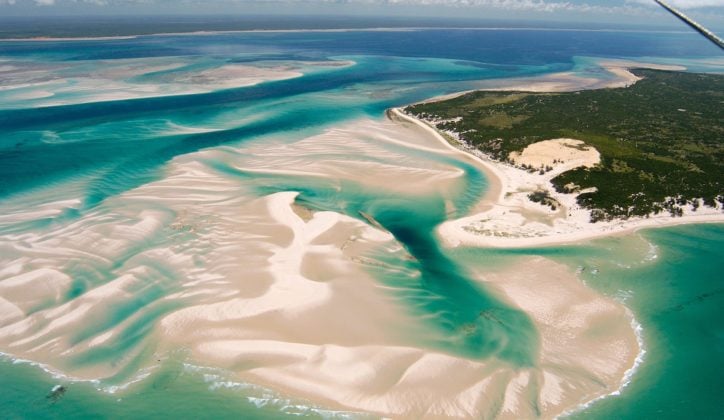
(508, 138), (600, 170)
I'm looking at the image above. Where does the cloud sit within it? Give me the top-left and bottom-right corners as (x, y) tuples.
(213, 0), (652, 14)
(2, 0), (722, 12)
(628, 0), (724, 7)
(3, 0), (109, 5)
(267, 0), (655, 14)
(357, 0), (612, 14)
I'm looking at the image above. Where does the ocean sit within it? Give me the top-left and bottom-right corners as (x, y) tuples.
(0, 26), (722, 418)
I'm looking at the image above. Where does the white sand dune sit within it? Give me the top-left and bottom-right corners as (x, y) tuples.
(508, 138), (600, 170)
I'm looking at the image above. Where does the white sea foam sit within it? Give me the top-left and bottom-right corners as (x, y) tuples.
(644, 241), (660, 262)
(186, 363), (365, 419)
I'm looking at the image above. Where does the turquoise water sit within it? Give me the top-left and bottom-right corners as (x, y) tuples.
(454, 224), (724, 419)
(566, 225), (724, 419)
(0, 29), (722, 418)
(255, 176), (539, 365)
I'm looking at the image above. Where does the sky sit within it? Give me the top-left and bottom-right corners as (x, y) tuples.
(0, 0), (723, 28)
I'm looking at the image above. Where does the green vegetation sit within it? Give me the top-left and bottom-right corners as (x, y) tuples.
(406, 69), (723, 221)
(527, 190), (558, 211)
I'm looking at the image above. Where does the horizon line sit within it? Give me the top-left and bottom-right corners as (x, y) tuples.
(0, 26), (702, 43)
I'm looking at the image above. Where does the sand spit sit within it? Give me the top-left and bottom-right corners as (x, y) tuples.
(419, 60), (687, 106)
(477, 60), (686, 93)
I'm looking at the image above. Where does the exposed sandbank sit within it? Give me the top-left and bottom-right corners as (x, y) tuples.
(0, 113), (641, 418)
(0, 58), (354, 108)
(163, 250), (640, 419)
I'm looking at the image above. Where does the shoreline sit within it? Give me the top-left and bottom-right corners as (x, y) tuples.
(390, 61), (724, 249)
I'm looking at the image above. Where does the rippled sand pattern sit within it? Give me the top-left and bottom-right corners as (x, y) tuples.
(0, 114), (638, 417)
(0, 31), (672, 417)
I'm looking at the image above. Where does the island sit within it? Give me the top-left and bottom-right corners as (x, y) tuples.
(400, 67), (724, 247)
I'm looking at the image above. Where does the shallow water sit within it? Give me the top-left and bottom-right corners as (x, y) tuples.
(453, 224), (724, 419)
(0, 29), (722, 418)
